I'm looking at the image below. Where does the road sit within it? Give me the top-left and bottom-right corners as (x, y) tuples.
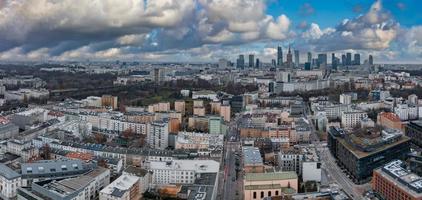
(219, 114), (242, 200)
(305, 103), (363, 199)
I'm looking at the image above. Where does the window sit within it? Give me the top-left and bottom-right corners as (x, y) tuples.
(261, 191), (264, 198)
(253, 192), (256, 199)
(26, 167), (32, 173)
(275, 191), (279, 196)
(268, 191), (271, 197)
(38, 167), (44, 171)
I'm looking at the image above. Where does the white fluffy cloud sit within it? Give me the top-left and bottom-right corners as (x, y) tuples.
(301, 0), (399, 52)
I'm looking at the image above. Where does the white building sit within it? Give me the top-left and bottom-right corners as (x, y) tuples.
(302, 161), (322, 182)
(339, 93), (352, 104)
(148, 159), (219, 186)
(100, 174), (141, 200)
(395, 104), (418, 121)
(341, 110), (368, 128)
(147, 121), (169, 150)
(0, 164), (21, 199)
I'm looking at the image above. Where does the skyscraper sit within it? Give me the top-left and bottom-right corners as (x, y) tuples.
(294, 50), (299, 68)
(341, 54), (346, 66)
(332, 53), (338, 70)
(236, 54), (245, 69)
(317, 53), (327, 68)
(346, 53), (352, 65)
(255, 58), (260, 69)
(277, 46), (283, 67)
(271, 59), (276, 67)
(307, 52), (312, 63)
(354, 53), (360, 65)
(286, 45), (293, 68)
(249, 54), (254, 68)
(369, 55), (374, 65)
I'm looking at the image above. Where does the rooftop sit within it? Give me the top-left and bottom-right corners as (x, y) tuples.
(100, 174), (139, 197)
(149, 160), (219, 173)
(379, 160), (422, 196)
(0, 163), (20, 180)
(243, 146), (263, 166)
(245, 172), (297, 182)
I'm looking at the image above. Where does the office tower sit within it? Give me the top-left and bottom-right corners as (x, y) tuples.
(307, 52), (312, 63)
(277, 46), (283, 67)
(341, 54), (346, 66)
(304, 62), (311, 70)
(236, 54), (245, 69)
(271, 59), (276, 67)
(249, 54), (254, 68)
(354, 53), (360, 65)
(255, 58), (260, 68)
(331, 53), (338, 70)
(312, 58), (318, 68)
(317, 53), (327, 68)
(286, 45), (293, 68)
(346, 53), (352, 65)
(369, 55), (374, 65)
(294, 50), (299, 68)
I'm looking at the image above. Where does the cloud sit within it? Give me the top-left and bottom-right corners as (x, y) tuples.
(0, 0), (293, 61)
(299, 3), (315, 16)
(301, 0), (399, 52)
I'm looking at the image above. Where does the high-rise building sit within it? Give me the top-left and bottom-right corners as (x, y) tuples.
(304, 62), (311, 70)
(236, 55), (245, 69)
(346, 53), (352, 65)
(277, 46), (283, 67)
(101, 95), (118, 110)
(354, 53), (360, 65)
(286, 45), (293, 68)
(331, 53), (338, 70)
(154, 68), (164, 84)
(294, 50), (299, 68)
(369, 55), (374, 65)
(255, 58), (260, 69)
(341, 54), (346, 66)
(317, 53), (327, 68)
(147, 120), (169, 150)
(271, 59), (276, 67)
(307, 52), (312, 63)
(249, 54), (254, 68)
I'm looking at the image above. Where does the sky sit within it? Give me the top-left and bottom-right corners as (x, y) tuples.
(0, 0), (421, 63)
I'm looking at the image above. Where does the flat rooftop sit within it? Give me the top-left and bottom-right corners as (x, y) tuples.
(379, 160), (422, 196)
(245, 171), (297, 182)
(243, 146), (263, 166)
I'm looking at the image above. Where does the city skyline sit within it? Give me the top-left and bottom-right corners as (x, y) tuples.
(0, 0), (421, 64)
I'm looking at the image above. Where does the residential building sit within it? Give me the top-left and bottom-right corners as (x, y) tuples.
(0, 164), (21, 199)
(101, 95), (118, 110)
(220, 104), (231, 122)
(377, 112), (404, 131)
(174, 100), (185, 115)
(100, 174), (141, 200)
(339, 93), (352, 104)
(243, 146), (265, 173)
(149, 160), (219, 186)
(0, 117), (19, 140)
(341, 110), (368, 128)
(147, 121), (169, 150)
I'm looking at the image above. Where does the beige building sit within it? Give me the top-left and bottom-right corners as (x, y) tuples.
(210, 101), (221, 114)
(193, 107), (206, 116)
(174, 100), (185, 114)
(101, 95), (118, 110)
(148, 102), (171, 113)
(193, 100), (204, 107)
(243, 172), (298, 200)
(220, 105), (231, 122)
